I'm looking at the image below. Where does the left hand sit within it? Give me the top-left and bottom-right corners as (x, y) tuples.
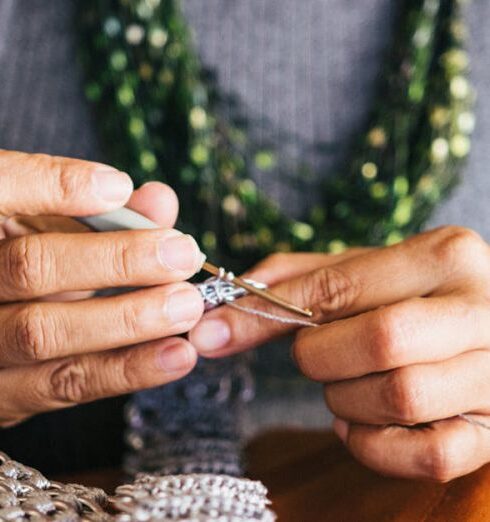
(190, 226), (490, 481)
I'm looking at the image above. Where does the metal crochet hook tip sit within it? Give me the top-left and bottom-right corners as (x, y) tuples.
(75, 208), (313, 318)
(202, 262), (313, 318)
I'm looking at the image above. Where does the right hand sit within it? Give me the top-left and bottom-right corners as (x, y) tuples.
(0, 150), (205, 426)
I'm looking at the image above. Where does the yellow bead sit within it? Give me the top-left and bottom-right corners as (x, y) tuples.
(125, 24), (145, 45)
(361, 162), (378, 180)
(367, 127), (387, 148)
(149, 28), (168, 48)
(431, 138), (449, 163)
(328, 240), (347, 254)
(430, 106), (450, 129)
(221, 195), (242, 215)
(450, 76), (470, 100)
(189, 107), (207, 129)
(450, 134), (471, 158)
(291, 222), (314, 241)
(457, 112), (475, 134)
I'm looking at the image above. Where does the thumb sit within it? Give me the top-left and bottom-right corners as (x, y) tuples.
(0, 150), (133, 217)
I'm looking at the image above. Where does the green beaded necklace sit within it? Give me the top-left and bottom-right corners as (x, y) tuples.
(79, 0), (474, 272)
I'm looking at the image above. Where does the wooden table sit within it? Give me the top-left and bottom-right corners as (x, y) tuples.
(56, 429), (490, 521)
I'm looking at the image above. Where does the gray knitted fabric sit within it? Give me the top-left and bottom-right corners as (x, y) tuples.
(0, 0), (489, 439)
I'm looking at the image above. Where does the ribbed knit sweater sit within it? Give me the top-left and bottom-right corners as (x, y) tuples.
(0, 0), (489, 473)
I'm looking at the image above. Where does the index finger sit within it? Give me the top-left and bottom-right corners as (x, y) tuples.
(190, 227), (488, 356)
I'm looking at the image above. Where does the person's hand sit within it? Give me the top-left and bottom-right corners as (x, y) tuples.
(190, 227), (490, 481)
(0, 150), (205, 426)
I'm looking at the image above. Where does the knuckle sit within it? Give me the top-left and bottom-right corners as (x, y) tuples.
(120, 300), (143, 339)
(252, 253), (289, 274)
(119, 351), (143, 391)
(308, 266), (360, 316)
(49, 359), (90, 404)
(266, 252), (289, 267)
(13, 305), (52, 362)
(433, 226), (488, 273)
(51, 157), (85, 203)
(109, 241), (134, 283)
(4, 236), (49, 296)
(368, 308), (409, 370)
(384, 368), (426, 425)
(291, 332), (324, 381)
(423, 435), (458, 482)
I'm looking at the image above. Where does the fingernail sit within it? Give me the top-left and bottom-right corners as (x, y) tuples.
(157, 341), (193, 372)
(191, 319), (231, 353)
(92, 167), (133, 201)
(158, 234), (204, 272)
(332, 417), (349, 443)
(166, 289), (203, 323)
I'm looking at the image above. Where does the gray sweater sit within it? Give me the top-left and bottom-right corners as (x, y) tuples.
(0, 0), (489, 472)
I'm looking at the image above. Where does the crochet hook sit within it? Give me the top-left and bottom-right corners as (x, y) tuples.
(75, 207), (313, 318)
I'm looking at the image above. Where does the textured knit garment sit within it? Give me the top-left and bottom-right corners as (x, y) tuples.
(0, 0), (489, 473)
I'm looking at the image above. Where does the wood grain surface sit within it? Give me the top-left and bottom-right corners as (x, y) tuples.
(55, 429), (490, 521)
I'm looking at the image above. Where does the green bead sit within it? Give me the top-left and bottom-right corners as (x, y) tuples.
(181, 166), (196, 183)
(110, 50), (127, 71)
(202, 231), (217, 251)
(393, 176), (409, 197)
(117, 84), (135, 106)
(254, 151), (277, 171)
(442, 49), (469, 74)
(85, 83), (102, 101)
(408, 81), (425, 103)
(393, 197), (413, 226)
(385, 231), (404, 246)
(369, 182), (388, 200)
(238, 180), (257, 202)
(291, 222), (314, 242)
(257, 227), (273, 247)
(129, 117), (145, 138)
(190, 144), (210, 166)
(140, 150), (157, 172)
(328, 239), (347, 254)
(310, 206), (326, 225)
